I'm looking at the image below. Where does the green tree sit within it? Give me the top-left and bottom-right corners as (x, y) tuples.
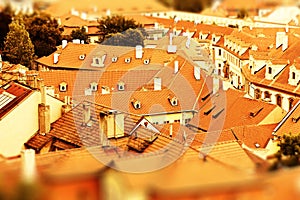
(24, 12), (63, 58)
(98, 15), (143, 43)
(270, 134), (300, 171)
(3, 16), (34, 68)
(102, 28), (145, 47)
(71, 27), (89, 44)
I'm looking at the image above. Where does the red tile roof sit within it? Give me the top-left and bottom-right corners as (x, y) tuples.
(0, 82), (33, 119)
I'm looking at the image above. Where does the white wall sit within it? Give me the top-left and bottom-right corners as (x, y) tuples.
(0, 91), (63, 157)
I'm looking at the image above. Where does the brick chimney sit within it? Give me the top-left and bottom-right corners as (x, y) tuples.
(38, 80), (50, 135)
(82, 102), (91, 126)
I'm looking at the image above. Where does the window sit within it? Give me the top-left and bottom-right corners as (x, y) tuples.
(164, 121), (169, 124)
(59, 82), (67, 92)
(292, 72), (296, 79)
(254, 89), (261, 99)
(90, 82), (98, 92)
(118, 81), (125, 91)
(218, 49), (221, 56)
(264, 91), (271, 100)
(289, 98), (294, 110)
(174, 119), (180, 123)
(125, 57), (131, 63)
(268, 67), (272, 74)
(276, 94), (282, 107)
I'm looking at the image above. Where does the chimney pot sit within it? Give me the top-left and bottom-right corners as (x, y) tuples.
(21, 149), (37, 183)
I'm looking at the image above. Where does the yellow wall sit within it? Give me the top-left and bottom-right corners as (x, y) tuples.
(145, 112), (194, 125)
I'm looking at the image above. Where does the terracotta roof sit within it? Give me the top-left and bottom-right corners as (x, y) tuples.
(188, 89), (279, 132)
(25, 101), (142, 151)
(273, 100), (300, 136)
(0, 81), (33, 119)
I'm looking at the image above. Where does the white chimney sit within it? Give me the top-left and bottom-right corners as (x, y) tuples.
(53, 53), (60, 64)
(154, 77), (162, 91)
(169, 33), (173, 45)
(213, 77), (219, 94)
(167, 33), (177, 53)
(21, 149), (37, 183)
(285, 24), (289, 33)
(106, 9), (111, 16)
(194, 66), (201, 80)
(276, 32), (286, 48)
(282, 35), (288, 51)
(62, 40), (68, 49)
(81, 12), (87, 20)
(174, 60), (179, 73)
(135, 45), (143, 59)
(81, 40), (84, 44)
(83, 103), (91, 125)
(169, 124), (173, 137)
(154, 22), (159, 29)
(186, 36), (191, 48)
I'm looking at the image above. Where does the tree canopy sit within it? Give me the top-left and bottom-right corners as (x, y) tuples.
(71, 27), (89, 44)
(173, 0), (211, 13)
(0, 7), (13, 50)
(24, 12), (63, 58)
(3, 17), (34, 68)
(98, 15), (143, 43)
(102, 28), (145, 47)
(270, 134), (300, 170)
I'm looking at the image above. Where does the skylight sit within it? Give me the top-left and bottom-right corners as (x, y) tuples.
(0, 92), (16, 109)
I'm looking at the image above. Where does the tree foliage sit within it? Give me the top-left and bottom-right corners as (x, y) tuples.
(173, 0), (211, 13)
(24, 12), (63, 58)
(0, 7), (13, 50)
(3, 16), (34, 68)
(102, 28), (145, 47)
(98, 15), (143, 43)
(270, 134), (300, 171)
(237, 8), (249, 19)
(71, 27), (89, 44)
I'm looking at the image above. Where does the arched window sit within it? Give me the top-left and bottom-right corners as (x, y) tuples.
(289, 98), (294, 110)
(276, 94), (282, 107)
(254, 89), (261, 99)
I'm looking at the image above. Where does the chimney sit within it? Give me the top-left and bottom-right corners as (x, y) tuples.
(169, 33), (173, 45)
(38, 79), (46, 104)
(135, 45), (143, 59)
(282, 35), (288, 51)
(53, 53), (60, 64)
(194, 66), (201, 80)
(174, 60), (179, 73)
(154, 77), (162, 91)
(167, 33), (177, 53)
(62, 40), (68, 49)
(21, 149), (37, 183)
(81, 12), (87, 20)
(106, 9), (111, 16)
(82, 102), (91, 125)
(285, 24), (289, 33)
(213, 77), (219, 94)
(169, 124), (173, 137)
(186, 36), (191, 48)
(38, 103), (50, 135)
(276, 32), (286, 48)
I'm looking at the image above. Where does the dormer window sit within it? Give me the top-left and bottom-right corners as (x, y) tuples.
(118, 81), (125, 91)
(91, 54), (106, 67)
(59, 82), (67, 92)
(112, 56), (118, 63)
(168, 96), (178, 106)
(125, 57), (131, 63)
(90, 82), (98, 92)
(292, 116), (300, 123)
(292, 72), (296, 79)
(132, 100), (141, 109)
(79, 54), (86, 60)
(268, 67), (272, 74)
(143, 59), (150, 65)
